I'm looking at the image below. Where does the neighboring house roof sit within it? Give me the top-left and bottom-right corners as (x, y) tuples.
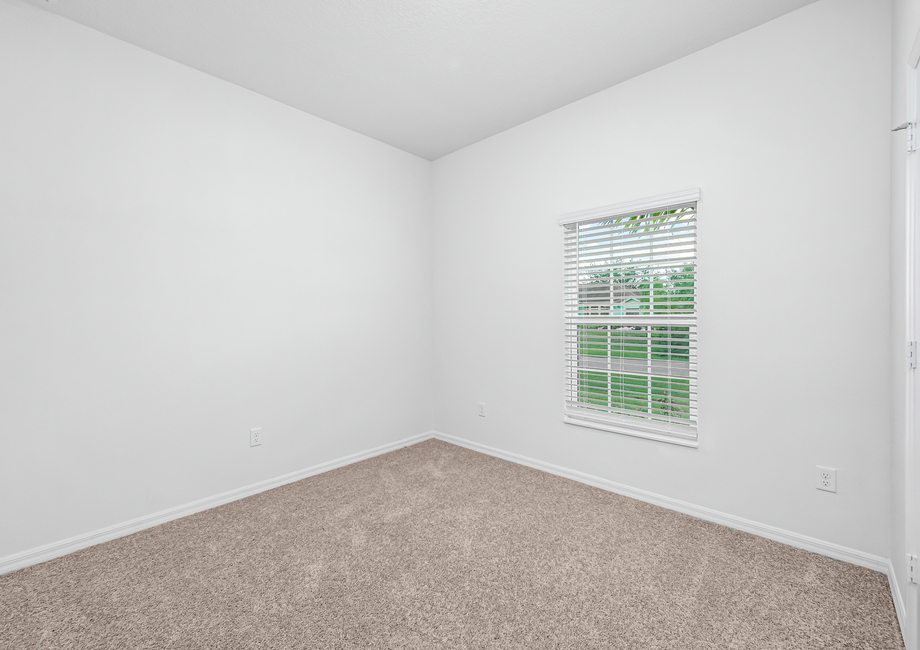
(578, 279), (642, 308)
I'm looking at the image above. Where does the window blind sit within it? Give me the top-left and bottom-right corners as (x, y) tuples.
(561, 191), (698, 447)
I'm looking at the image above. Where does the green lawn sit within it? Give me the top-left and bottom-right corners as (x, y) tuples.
(576, 324), (692, 421)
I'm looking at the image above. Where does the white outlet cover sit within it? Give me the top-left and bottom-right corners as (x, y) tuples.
(815, 466), (836, 493)
(478, 402), (486, 417)
(250, 427), (262, 447)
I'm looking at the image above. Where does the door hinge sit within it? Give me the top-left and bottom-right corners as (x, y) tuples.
(893, 122), (917, 152)
(910, 554), (918, 584)
(909, 341), (917, 369)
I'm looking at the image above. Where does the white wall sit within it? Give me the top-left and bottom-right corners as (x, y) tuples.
(0, 0), (898, 578)
(891, 0), (920, 634)
(0, 0), (433, 559)
(432, 0), (892, 557)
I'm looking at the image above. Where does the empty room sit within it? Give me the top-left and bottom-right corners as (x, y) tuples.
(1, 0), (918, 647)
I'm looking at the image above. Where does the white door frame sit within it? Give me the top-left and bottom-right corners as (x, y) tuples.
(905, 34), (920, 650)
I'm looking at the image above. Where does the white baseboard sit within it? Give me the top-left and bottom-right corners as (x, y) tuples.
(889, 558), (911, 649)
(432, 431), (889, 574)
(0, 431), (434, 576)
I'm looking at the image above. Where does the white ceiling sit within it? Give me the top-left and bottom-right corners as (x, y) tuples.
(25, 0), (816, 160)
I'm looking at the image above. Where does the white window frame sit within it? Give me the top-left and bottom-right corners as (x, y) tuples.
(559, 188), (700, 448)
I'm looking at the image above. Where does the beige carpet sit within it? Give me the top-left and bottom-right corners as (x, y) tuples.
(0, 439), (905, 649)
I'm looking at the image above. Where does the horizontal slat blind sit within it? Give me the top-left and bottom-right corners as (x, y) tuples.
(563, 201), (698, 444)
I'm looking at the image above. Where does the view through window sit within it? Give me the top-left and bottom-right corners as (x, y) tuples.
(562, 194), (698, 446)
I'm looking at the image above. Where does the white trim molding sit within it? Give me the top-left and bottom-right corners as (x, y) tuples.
(432, 431), (888, 573)
(0, 431), (433, 576)
(558, 187), (701, 226)
(905, 58), (920, 650)
(889, 558), (910, 647)
(910, 26), (920, 69)
(563, 413), (698, 448)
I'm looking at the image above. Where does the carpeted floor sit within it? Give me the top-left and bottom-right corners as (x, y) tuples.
(0, 439), (905, 649)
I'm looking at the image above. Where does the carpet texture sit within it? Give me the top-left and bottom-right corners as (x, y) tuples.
(0, 439), (905, 649)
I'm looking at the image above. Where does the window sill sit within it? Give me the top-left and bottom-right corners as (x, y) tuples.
(563, 413), (698, 448)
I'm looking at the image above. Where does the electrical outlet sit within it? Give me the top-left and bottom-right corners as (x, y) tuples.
(815, 466), (836, 493)
(478, 402), (486, 417)
(250, 427), (262, 447)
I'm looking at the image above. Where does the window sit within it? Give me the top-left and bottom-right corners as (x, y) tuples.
(560, 189), (699, 447)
